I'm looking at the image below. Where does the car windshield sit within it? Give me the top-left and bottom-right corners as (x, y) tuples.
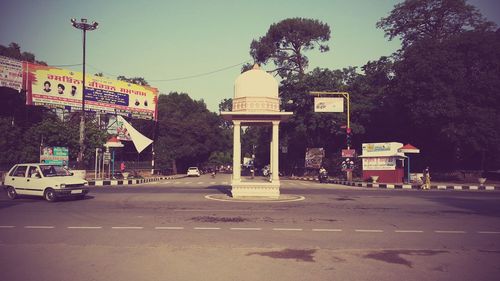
(188, 168), (198, 170)
(40, 165), (70, 177)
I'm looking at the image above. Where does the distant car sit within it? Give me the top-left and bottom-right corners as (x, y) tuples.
(187, 167), (201, 177)
(3, 163), (89, 202)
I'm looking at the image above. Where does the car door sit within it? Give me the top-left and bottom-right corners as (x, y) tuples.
(7, 165), (29, 195)
(25, 165), (45, 196)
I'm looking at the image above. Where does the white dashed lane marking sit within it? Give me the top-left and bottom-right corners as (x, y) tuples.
(24, 226), (55, 229)
(230, 227), (262, 231)
(155, 226), (184, 230)
(273, 228), (303, 231)
(194, 227), (221, 230)
(67, 226), (102, 229)
(111, 226), (144, 230)
(355, 229), (384, 233)
(1, 226), (499, 234)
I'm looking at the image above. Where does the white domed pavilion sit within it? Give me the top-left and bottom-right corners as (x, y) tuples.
(221, 64), (293, 198)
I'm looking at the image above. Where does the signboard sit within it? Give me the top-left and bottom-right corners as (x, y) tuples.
(342, 149), (356, 158)
(361, 142), (405, 157)
(314, 97), (344, 112)
(0, 56), (23, 91)
(305, 148), (325, 169)
(24, 63), (159, 120)
(40, 146), (69, 166)
(362, 157), (396, 171)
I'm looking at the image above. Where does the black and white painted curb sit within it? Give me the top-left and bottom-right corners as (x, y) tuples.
(88, 176), (176, 187)
(291, 177), (500, 191)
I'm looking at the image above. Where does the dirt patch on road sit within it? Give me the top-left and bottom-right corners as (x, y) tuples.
(247, 249), (316, 262)
(190, 216), (249, 223)
(364, 250), (448, 268)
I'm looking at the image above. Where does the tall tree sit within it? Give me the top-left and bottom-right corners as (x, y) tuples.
(250, 18), (331, 78)
(389, 30), (500, 169)
(377, 0), (496, 48)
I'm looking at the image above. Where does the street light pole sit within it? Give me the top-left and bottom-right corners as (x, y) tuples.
(71, 18), (98, 169)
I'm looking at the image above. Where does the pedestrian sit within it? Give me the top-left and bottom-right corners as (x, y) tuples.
(422, 166), (431, 190)
(120, 161), (126, 173)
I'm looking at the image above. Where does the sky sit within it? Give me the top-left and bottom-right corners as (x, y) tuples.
(1, 0), (499, 113)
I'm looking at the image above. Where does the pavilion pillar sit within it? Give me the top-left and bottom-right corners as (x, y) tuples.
(271, 121), (280, 182)
(232, 120), (241, 182)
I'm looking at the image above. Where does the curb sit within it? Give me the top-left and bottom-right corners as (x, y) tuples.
(87, 176), (176, 187)
(291, 177), (500, 191)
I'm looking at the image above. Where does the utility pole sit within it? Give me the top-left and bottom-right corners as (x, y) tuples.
(71, 18), (98, 169)
(309, 91), (353, 181)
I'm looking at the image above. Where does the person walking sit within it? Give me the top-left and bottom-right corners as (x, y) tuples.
(422, 167), (431, 190)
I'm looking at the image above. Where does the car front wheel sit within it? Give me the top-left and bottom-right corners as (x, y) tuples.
(44, 188), (57, 202)
(6, 186), (17, 200)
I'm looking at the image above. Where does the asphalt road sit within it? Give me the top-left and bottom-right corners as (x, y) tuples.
(1, 174), (500, 281)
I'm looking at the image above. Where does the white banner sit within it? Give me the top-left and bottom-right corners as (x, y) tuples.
(117, 115), (153, 153)
(0, 56), (23, 91)
(362, 157), (396, 170)
(314, 97), (344, 112)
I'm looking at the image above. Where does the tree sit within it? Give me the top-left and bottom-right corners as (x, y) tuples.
(0, 42), (47, 65)
(389, 30), (500, 170)
(117, 76), (150, 86)
(377, 0), (496, 48)
(250, 18), (331, 78)
(155, 92), (231, 173)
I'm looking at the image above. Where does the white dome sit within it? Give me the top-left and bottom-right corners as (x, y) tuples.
(234, 65), (278, 98)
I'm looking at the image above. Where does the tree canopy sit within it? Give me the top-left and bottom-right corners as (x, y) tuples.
(376, 0), (496, 48)
(250, 18), (330, 78)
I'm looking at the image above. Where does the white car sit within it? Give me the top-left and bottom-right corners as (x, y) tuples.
(3, 163), (89, 202)
(186, 167), (201, 177)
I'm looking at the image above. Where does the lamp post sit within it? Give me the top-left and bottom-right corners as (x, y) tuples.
(71, 18), (98, 169)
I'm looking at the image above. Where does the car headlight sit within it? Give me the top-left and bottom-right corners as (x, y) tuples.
(60, 184), (66, 189)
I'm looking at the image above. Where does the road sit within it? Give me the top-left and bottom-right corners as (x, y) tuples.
(1, 174), (500, 281)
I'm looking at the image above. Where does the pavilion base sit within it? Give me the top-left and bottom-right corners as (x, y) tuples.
(231, 179), (280, 199)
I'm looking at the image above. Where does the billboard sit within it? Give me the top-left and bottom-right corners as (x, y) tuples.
(24, 63), (158, 120)
(40, 146), (69, 166)
(305, 148), (325, 169)
(314, 97), (344, 112)
(0, 55), (23, 91)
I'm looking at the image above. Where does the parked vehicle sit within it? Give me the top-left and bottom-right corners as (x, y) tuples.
(3, 163), (89, 202)
(187, 167), (201, 177)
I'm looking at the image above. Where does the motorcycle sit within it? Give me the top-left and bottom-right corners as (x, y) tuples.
(319, 171), (328, 183)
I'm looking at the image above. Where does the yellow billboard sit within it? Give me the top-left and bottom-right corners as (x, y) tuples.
(25, 63), (158, 120)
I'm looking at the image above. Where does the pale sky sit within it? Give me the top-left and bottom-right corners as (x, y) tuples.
(1, 0), (499, 112)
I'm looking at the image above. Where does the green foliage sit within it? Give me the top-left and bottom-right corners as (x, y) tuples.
(250, 18), (330, 78)
(117, 76), (150, 86)
(155, 92), (231, 173)
(389, 30), (500, 169)
(0, 42), (47, 65)
(377, 0), (496, 48)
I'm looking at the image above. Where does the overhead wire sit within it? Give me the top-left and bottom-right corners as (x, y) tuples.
(48, 60), (253, 82)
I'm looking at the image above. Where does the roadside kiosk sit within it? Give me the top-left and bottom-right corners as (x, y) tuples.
(359, 142), (406, 183)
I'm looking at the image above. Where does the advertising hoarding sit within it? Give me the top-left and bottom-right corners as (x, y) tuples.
(305, 148), (325, 169)
(362, 157), (396, 171)
(24, 63), (158, 120)
(314, 97), (344, 112)
(40, 146), (69, 166)
(0, 55), (23, 91)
